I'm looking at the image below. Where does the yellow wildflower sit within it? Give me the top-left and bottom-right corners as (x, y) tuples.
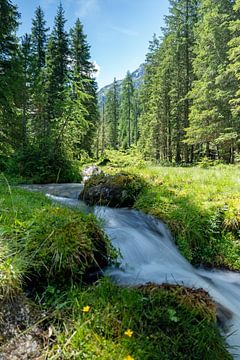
(82, 305), (90, 313)
(124, 329), (133, 337)
(124, 356), (134, 360)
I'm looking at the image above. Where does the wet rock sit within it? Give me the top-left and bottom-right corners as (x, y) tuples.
(79, 173), (144, 207)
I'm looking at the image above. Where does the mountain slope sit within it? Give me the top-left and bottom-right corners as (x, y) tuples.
(98, 63), (144, 104)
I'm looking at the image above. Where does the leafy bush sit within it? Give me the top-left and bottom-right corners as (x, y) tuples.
(197, 157), (224, 168)
(5, 146), (82, 184)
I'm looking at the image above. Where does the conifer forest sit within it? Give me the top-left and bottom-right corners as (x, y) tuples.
(1, 0), (240, 183)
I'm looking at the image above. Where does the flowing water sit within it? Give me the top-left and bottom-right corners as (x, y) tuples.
(23, 183), (240, 359)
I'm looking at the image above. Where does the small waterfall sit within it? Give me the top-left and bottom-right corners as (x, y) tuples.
(24, 184), (240, 359)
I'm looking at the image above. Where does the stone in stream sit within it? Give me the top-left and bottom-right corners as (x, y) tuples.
(79, 173), (144, 207)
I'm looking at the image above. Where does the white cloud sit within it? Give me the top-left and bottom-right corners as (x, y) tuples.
(75, 0), (99, 18)
(93, 61), (100, 78)
(110, 25), (139, 37)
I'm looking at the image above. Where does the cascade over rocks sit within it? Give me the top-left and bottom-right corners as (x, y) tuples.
(79, 173), (144, 207)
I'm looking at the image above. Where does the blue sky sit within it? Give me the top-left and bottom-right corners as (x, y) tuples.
(15, 0), (169, 89)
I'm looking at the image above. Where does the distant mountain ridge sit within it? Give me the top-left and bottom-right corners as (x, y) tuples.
(98, 63), (144, 104)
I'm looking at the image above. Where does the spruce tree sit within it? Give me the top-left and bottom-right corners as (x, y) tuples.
(105, 78), (119, 149)
(19, 34), (32, 148)
(0, 0), (20, 156)
(185, 0), (235, 162)
(30, 6), (49, 142)
(45, 2), (69, 123)
(69, 18), (99, 156)
(119, 72), (135, 149)
(31, 6), (48, 71)
(227, 0), (240, 158)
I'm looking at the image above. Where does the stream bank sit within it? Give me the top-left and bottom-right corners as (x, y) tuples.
(0, 180), (237, 359)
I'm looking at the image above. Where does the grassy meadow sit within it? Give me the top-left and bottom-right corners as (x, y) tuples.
(103, 151), (240, 269)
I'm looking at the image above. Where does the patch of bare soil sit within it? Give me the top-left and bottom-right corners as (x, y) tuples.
(0, 295), (47, 360)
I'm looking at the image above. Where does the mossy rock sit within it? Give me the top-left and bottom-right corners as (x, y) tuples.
(79, 173), (145, 207)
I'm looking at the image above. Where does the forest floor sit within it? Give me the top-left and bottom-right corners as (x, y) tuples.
(0, 158), (239, 359)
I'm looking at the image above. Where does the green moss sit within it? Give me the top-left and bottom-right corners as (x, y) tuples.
(81, 172), (145, 207)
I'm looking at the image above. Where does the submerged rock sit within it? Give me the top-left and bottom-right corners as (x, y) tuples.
(79, 173), (144, 207)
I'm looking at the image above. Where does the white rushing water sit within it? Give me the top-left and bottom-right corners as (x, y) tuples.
(24, 184), (240, 358)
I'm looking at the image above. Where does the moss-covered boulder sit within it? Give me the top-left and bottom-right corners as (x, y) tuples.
(79, 173), (144, 207)
(13, 206), (111, 284)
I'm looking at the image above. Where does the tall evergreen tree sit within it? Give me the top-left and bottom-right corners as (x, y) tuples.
(19, 33), (32, 149)
(119, 72), (135, 149)
(44, 2), (69, 124)
(0, 0), (20, 156)
(185, 0), (235, 162)
(227, 0), (240, 157)
(165, 0), (199, 162)
(105, 78), (119, 149)
(138, 0), (199, 162)
(31, 6), (48, 71)
(30, 6), (49, 142)
(69, 18), (99, 156)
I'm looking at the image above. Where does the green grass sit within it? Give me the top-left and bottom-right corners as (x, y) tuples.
(41, 278), (232, 360)
(0, 175), (111, 295)
(0, 171), (236, 359)
(102, 150), (240, 269)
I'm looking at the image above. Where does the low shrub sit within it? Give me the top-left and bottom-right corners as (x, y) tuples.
(5, 146), (82, 184)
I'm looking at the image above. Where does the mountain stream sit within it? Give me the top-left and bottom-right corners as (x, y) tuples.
(23, 183), (240, 359)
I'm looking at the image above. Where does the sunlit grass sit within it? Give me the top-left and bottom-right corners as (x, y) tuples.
(0, 169), (237, 359)
(102, 151), (240, 269)
(42, 278), (232, 360)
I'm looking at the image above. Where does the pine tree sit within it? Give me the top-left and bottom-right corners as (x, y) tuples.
(185, 0), (235, 162)
(69, 18), (99, 156)
(165, 0), (199, 162)
(30, 6), (49, 142)
(105, 78), (119, 149)
(119, 72), (135, 149)
(0, 0), (20, 156)
(31, 6), (48, 71)
(44, 2), (69, 123)
(19, 34), (32, 148)
(138, 1), (199, 163)
(227, 0), (240, 158)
